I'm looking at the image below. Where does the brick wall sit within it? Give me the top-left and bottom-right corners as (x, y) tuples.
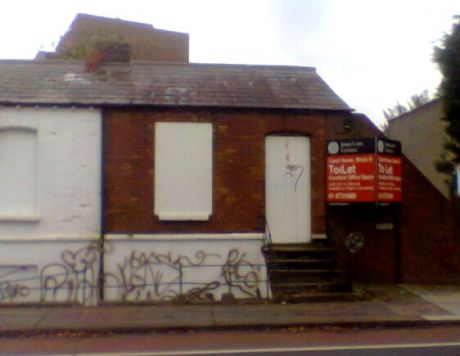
(326, 113), (460, 284)
(55, 14), (189, 62)
(104, 108), (328, 235)
(327, 205), (398, 283)
(400, 157), (460, 283)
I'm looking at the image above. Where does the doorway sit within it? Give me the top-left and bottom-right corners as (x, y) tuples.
(265, 135), (311, 243)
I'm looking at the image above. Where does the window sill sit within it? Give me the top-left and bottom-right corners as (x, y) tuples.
(0, 214), (40, 222)
(156, 212), (211, 221)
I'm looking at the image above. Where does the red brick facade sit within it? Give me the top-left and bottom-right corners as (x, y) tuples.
(104, 108), (329, 235)
(400, 157), (460, 283)
(104, 108), (460, 284)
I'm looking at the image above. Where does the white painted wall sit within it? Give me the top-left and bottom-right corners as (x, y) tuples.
(0, 107), (101, 239)
(104, 234), (268, 302)
(0, 240), (99, 304)
(0, 234), (267, 304)
(0, 107), (101, 305)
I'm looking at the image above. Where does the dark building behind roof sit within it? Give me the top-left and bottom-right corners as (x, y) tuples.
(37, 13), (189, 63)
(0, 60), (351, 111)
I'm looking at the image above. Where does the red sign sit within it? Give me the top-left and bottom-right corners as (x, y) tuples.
(326, 138), (402, 203)
(326, 154), (375, 202)
(377, 155), (402, 202)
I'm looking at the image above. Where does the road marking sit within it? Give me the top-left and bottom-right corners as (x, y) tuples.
(70, 341), (460, 356)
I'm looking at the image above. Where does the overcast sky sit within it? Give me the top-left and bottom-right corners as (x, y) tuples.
(0, 0), (458, 126)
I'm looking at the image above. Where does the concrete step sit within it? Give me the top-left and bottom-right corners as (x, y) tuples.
(271, 281), (352, 293)
(263, 242), (332, 251)
(263, 242), (353, 302)
(273, 291), (362, 303)
(262, 243), (333, 253)
(269, 269), (348, 282)
(266, 258), (336, 269)
(262, 243), (335, 259)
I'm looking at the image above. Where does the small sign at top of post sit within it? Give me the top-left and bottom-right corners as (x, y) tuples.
(326, 138), (402, 203)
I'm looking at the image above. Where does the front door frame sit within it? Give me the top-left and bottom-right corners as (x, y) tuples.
(265, 134), (311, 244)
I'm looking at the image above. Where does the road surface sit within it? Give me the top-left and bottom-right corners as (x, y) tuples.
(2, 325), (460, 355)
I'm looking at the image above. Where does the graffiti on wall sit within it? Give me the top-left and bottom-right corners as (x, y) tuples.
(106, 248), (263, 302)
(40, 243), (102, 304)
(1, 243), (265, 304)
(0, 265), (34, 302)
(104, 249), (219, 301)
(221, 249), (261, 298)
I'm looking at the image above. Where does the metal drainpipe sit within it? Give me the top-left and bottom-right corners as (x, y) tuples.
(394, 204), (402, 283)
(98, 107), (106, 303)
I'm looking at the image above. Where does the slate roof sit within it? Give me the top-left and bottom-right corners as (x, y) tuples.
(0, 60), (350, 111)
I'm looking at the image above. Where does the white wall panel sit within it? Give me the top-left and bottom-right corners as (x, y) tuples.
(0, 240), (99, 304)
(104, 235), (268, 301)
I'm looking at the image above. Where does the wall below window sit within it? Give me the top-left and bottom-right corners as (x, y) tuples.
(0, 239), (99, 304)
(103, 234), (268, 302)
(0, 234), (268, 305)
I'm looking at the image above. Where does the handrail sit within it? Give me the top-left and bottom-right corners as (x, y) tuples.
(264, 217), (273, 245)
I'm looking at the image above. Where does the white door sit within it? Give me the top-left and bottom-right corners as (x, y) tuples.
(265, 135), (311, 243)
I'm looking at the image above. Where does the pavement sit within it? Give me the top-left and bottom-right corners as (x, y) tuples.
(1, 284), (460, 337)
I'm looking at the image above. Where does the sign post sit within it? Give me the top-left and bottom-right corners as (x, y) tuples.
(326, 138), (402, 204)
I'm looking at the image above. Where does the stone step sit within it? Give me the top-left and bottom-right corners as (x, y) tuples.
(269, 269), (348, 282)
(262, 242), (352, 302)
(273, 291), (362, 303)
(266, 258), (336, 269)
(262, 243), (333, 253)
(262, 244), (335, 260)
(271, 281), (352, 293)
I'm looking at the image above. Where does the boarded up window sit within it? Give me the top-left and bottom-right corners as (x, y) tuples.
(0, 127), (37, 218)
(154, 122), (212, 221)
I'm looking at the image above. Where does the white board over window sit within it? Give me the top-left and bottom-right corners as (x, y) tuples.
(154, 122), (213, 221)
(0, 127), (37, 219)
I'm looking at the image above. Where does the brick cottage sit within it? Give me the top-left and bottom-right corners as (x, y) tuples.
(0, 60), (458, 305)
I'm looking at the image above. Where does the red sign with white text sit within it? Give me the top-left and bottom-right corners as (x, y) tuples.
(326, 154), (376, 202)
(326, 138), (402, 203)
(376, 155), (402, 202)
